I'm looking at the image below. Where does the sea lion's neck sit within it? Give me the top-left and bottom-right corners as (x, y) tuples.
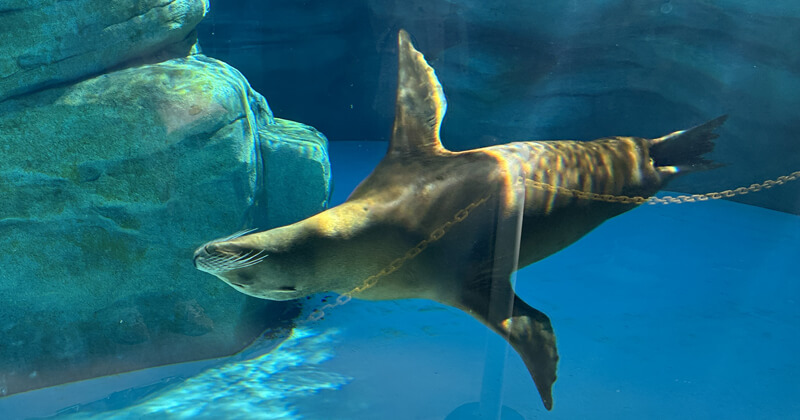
(301, 201), (374, 240)
(273, 201), (381, 294)
(247, 201), (373, 246)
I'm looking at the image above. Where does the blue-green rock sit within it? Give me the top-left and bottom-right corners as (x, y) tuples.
(0, 0), (210, 102)
(0, 54), (331, 395)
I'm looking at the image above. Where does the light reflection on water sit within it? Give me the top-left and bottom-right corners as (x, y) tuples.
(56, 328), (350, 420)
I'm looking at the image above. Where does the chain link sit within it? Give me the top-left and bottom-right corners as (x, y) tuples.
(306, 169), (799, 322)
(525, 170), (800, 205)
(306, 195), (490, 321)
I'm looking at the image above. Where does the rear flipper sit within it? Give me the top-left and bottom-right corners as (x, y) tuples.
(649, 115), (727, 178)
(459, 291), (559, 410)
(498, 296), (559, 411)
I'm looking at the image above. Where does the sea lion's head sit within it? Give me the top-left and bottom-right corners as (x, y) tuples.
(193, 228), (316, 301)
(195, 202), (381, 302)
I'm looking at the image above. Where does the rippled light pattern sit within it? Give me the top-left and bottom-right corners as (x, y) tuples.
(61, 328), (349, 419)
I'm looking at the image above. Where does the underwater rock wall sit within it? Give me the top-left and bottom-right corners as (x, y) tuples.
(198, 0), (800, 214)
(0, 0), (331, 396)
(0, 0), (210, 102)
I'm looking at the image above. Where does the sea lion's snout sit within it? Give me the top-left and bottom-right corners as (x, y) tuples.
(192, 243), (212, 268)
(193, 228), (313, 301)
(192, 239), (268, 276)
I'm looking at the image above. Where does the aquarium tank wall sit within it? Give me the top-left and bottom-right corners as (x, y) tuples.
(0, 1), (798, 419)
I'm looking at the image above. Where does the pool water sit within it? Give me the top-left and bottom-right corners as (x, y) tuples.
(1, 141), (798, 419)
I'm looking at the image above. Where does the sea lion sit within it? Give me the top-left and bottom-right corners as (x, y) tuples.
(193, 29), (725, 410)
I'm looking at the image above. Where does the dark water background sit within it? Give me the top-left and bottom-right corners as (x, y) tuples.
(197, 0), (800, 214)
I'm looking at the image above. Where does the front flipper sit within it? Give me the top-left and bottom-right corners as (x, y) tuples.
(459, 285), (559, 410)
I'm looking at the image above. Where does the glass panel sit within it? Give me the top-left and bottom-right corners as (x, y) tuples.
(1, 1), (797, 419)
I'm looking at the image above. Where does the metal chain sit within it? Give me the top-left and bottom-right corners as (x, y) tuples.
(525, 170), (800, 205)
(306, 195), (491, 321)
(305, 169), (799, 322)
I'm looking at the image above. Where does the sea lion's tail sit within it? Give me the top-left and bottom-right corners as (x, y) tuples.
(648, 115), (727, 177)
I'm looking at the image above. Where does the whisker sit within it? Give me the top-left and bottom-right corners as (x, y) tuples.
(216, 228), (259, 242)
(230, 250), (269, 268)
(197, 249), (269, 274)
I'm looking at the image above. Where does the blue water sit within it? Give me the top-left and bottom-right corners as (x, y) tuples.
(1, 141), (798, 419)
